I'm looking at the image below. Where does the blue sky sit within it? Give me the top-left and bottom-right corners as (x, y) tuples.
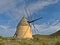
(0, 0), (60, 36)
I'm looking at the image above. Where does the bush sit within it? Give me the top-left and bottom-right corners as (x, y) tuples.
(0, 42), (5, 45)
(55, 42), (60, 45)
(0, 36), (2, 38)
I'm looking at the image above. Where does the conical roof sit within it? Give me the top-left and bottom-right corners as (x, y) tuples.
(17, 16), (30, 27)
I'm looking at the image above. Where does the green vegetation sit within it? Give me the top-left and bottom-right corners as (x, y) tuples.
(0, 35), (60, 45)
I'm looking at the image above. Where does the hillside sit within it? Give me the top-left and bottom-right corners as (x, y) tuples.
(0, 35), (60, 45)
(51, 30), (60, 36)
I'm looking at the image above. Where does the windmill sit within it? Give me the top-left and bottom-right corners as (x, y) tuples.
(14, 10), (42, 39)
(14, 2), (42, 39)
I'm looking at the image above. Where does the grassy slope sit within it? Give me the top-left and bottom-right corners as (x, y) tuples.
(50, 30), (60, 36)
(0, 35), (60, 45)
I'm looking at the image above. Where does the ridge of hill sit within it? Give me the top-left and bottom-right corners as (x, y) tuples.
(50, 30), (60, 36)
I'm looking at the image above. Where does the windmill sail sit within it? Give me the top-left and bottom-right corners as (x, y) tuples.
(28, 17), (42, 23)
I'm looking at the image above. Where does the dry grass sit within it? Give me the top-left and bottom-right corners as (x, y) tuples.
(0, 35), (60, 45)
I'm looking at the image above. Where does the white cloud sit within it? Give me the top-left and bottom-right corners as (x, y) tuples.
(27, 0), (59, 14)
(0, 0), (25, 20)
(0, 25), (9, 30)
(0, 0), (15, 13)
(0, 0), (59, 19)
(0, 25), (16, 36)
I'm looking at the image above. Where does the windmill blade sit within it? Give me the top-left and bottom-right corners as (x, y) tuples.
(31, 23), (36, 34)
(24, 1), (41, 35)
(31, 23), (40, 34)
(23, 3), (32, 37)
(27, 8), (41, 34)
(27, 9), (37, 34)
(22, 8), (31, 37)
(24, 0), (29, 19)
(28, 17), (42, 23)
(24, 7), (29, 19)
(13, 30), (17, 37)
(28, 8), (32, 21)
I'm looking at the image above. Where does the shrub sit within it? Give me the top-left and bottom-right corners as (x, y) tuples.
(55, 42), (60, 45)
(0, 42), (5, 45)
